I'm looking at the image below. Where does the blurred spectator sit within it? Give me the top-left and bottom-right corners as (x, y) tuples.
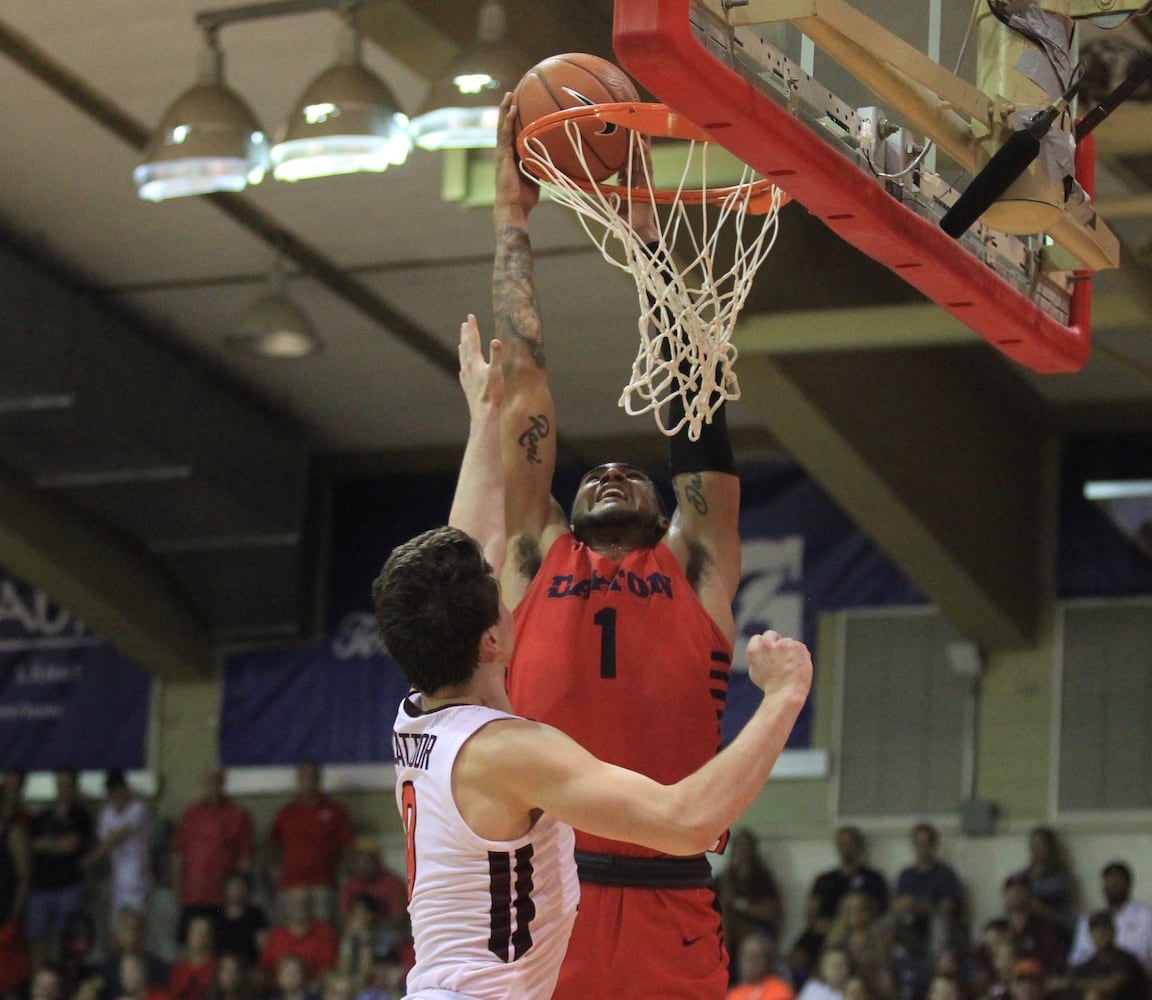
(825, 889), (896, 1000)
(1, 770), (31, 829)
(809, 827), (889, 936)
(718, 829), (784, 976)
(1006, 958), (1046, 1000)
(726, 932), (794, 1000)
(26, 768), (93, 966)
(1069, 861), (1152, 978)
(85, 771), (153, 922)
(268, 955), (319, 1000)
(845, 976), (876, 1000)
(0, 783), (32, 998)
(207, 953), (260, 1000)
(267, 763), (354, 921)
(1069, 911), (1148, 1000)
(167, 913), (218, 1000)
(337, 895), (402, 990)
(215, 871), (269, 966)
(353, 950), (406, 1000)
(925, 975), (961, 1000)
(258, 886), (338, 987)
(320, 971), (357, 1000)
(27, 964), (63, 1000)
(336, 841), (406, 934)
(894, 823), (966, 955)
(1001, 873), (1066, 980)
(58, 910), (101, 998)
(1016, 828), (1076, 947)
(797, 946), (853, 1000)
(174, 769), (255, 944)
(113, 953), (166, 1000)
(788, 893), (830, 993)
(972, 919), (1015, 1000)
(98, 908), (171, 1000)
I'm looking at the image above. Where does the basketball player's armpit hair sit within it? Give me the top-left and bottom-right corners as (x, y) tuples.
(684, 538), (709, 590)
(513, 535), (543, 581)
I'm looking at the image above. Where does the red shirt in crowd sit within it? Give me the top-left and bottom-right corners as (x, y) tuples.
(175, 797), (254, 906)
(269, 795), (354, 890)
(166, 958), (217, 1000)
(258, 920), (339, 981)
(337, 867), (408, 922)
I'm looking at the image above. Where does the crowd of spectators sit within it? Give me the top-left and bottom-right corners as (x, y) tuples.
(0, 764), (410, 1000)
(5, 763), (1150, 1000)
(724, 824), (1152, 1000)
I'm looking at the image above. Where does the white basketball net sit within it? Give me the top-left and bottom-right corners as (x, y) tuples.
(520, 120), (785, 440)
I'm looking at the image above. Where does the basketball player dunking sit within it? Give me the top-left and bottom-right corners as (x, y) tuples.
(377, 316), (810, 1000)
(494, 91), (747, 999)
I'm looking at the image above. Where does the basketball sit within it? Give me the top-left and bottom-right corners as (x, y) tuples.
(513, 53), (640, 182)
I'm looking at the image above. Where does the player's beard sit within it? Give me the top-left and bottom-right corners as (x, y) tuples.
(571, 505), (665, 548)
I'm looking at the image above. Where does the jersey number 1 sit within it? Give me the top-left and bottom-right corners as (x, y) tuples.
(593, 607), (617, 678)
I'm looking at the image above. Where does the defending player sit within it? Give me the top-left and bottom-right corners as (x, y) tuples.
(493, 91), (745, 998)
(374, 315), (811, 1000)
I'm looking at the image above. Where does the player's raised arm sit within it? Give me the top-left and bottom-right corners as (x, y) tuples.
(449, 315), (506, 576)
(467, 629), (812, 855)
(493, 92), (565, 604)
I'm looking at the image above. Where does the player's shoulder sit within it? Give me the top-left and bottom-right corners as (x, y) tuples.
(457, 716), (543, 776)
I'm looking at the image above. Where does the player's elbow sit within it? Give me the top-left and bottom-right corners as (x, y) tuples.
(652, 799), (726, 856)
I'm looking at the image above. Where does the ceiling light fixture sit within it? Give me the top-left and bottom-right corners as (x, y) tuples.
(134, 29), (268, 201)
(1083, 479), (1152, 500)
(409, 0), (531, 150)
(230, 257), (321, 359)
(270, 8), (411, 181)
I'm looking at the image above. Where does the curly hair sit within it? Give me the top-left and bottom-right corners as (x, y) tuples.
(372, 526), (500, 694)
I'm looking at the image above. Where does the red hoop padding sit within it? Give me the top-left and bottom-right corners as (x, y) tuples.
(515, 101), (789, 215)
(612, 0), (1089, 373)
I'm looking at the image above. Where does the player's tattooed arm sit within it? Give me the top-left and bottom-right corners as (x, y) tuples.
(493, 223), (546, 370)
(675, 472), (710, 517)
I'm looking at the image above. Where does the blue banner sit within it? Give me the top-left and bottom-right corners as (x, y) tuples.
(220, 459), (923, 763)
(220, 443), (1152, 765)
(0, 571), (152, 769)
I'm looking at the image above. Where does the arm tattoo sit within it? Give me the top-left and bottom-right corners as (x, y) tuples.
(679, 473), (709, 516)
(494, 222), (546, 369)
(517, 414), (551, 465)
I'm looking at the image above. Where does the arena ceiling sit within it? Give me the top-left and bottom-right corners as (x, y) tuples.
(0, 1), (1150, 680)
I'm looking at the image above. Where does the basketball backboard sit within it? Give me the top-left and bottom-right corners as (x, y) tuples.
(612, 0), (1141, 373)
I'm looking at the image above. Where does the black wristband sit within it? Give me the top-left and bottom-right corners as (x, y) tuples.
(668, 393), (737, 477)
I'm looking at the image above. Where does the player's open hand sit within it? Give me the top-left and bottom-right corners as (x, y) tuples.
(458, 314), (503, 416)
(746, 630), (812, 706)
(619, 131), (658, 244)
(496, 92), (540, 217)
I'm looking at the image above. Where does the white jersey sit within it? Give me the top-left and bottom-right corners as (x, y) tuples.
(394, 695), (579, 1000)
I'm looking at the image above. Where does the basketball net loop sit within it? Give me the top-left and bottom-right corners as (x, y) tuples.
(518, 106), (784, 441)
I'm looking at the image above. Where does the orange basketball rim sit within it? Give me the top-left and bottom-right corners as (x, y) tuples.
(516, 101), (792, 214)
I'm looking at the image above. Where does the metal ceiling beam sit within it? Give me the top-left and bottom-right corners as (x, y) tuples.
(0, 465), (216, 680)
(737, 347), (1057, 650)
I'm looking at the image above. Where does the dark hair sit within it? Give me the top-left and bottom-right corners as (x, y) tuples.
(913, 822), (939, 844)
(105, 769), (127, 792)
(1003, 872), (1031, 892)
(1102, 861), (1132, 882)
(351, 892), (380, 916)
(373, 525), (500, 694)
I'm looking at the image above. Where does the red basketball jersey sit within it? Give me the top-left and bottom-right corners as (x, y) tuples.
(508, 534), (732, 856)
